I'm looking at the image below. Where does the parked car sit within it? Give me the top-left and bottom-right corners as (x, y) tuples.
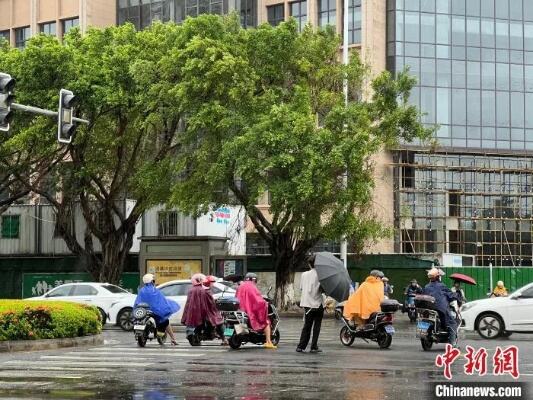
(26, 282), (136, 325)
(109, 277), (237, 331)
(460, 282), (533, 339)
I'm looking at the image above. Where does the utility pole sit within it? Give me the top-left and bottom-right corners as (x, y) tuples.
(340, 0), (349, 269)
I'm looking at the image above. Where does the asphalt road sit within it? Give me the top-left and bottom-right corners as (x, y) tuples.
(0, 315), (531, 399)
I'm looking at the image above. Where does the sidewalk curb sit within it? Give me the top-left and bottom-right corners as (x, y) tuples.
(0, 334), (104, 353)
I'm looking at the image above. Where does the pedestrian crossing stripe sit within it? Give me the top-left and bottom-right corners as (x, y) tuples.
(87, 346), (226, 352)
(3, 360), (153, 368)
(39, 354), (203, 361)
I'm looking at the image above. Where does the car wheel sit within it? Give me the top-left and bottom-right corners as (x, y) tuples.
(476, 313), (504, 339)
(117, 308), (133, 331)
(98, 308), (107, 325)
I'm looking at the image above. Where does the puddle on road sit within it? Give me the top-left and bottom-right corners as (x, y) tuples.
(0, 364), (445, 399)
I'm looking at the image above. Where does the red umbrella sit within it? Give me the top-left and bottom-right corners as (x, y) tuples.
(450, 273), (477, 285)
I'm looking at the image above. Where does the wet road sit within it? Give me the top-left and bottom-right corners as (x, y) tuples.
(0, 316), (531, 399)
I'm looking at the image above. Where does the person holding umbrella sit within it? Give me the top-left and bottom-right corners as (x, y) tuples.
(296, 255), (325, 353)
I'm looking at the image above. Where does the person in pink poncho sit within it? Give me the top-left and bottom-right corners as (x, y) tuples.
(236, 273), (276, 349)
(181, 273), (228, 345)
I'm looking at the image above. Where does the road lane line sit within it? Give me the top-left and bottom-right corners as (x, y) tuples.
(3, 360), (153, 368)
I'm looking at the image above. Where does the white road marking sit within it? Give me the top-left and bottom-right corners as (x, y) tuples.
(0, 372), (84, 379)
(88, 347), (226, 352)
(3, 360), (153, 368)
(40, 354), (202, 361)
(70, 351), (209, 357)
(0, 366), (114, 372)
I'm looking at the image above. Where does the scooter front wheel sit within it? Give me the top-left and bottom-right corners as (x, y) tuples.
(137, 334), (147, 347)
(339, 326), (355, 346)
(271, 330), (280, 346)
(420, 337), (433, 351)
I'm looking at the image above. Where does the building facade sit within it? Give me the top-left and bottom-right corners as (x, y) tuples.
(0, 0), (115, 48)
(388, 0), (533, 266)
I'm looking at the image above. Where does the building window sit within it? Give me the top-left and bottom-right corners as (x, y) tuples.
(290, 0), (307, 32)
(0, 30), (9, 43)
(347, 0), (361, 44)
(14, 27), (30, 49)
(158, 210), (179, 236)
(62, 18), (79, 36)
(119, 0), (175, 29)
(40, 22), (57, 36)
(267, 4), (285, 27)
(183, 0), (227, 18)
(1, 215), (20, 238)
(317, 0), (336, 28)
(239, 0), (257, 28)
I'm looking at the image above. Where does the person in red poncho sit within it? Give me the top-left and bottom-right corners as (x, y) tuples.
(236, 273), (276, 349)
(181, 273), (228, 345)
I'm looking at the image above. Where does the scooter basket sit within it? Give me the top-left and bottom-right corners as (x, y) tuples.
(234, 323), (249, 335)
(380, 299), (401, 313)
(216, 296), (240, 311)
(414, 294), (437, 310)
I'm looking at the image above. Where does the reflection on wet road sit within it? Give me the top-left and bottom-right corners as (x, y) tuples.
(0, 317), (530, 399)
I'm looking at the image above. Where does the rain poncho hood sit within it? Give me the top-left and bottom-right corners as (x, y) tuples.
(236, 281), (268, 331)
(492, 286), (508, 297)
(181, 284), (223, 327)
(134, 283), (180, 321)
(343, 276), (384, 320)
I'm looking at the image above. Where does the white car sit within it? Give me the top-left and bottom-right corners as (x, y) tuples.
(109, 278), (237, 331)
(460, 282), (533, 339)
(26, 282), (136, 326)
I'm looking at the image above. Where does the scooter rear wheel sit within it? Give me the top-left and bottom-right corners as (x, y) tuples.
(377, 329), (393, 349)
(420, 337), (433, 351)
(228, 334), (242, 349)
(339, 326), (355, 346)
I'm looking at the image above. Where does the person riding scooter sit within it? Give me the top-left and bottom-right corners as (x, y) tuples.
(134, 273), (179, 345)
(236, 273), (277, 349)
(403, 279), (422, 316)
(343, 270), (385, 329)
(423, 268), (460, 348)
(181, 273), (228, 345)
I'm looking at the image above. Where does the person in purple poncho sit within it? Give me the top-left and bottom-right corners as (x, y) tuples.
(134, 274), (179, 345)
(181, 273), (228, 345)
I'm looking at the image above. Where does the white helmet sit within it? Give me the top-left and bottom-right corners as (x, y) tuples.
(142, 273), (155, 284)
(427, 268), (440, 278)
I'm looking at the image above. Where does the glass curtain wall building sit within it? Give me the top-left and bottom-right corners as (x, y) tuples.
(118, 0), (257, 29)
(388, 0), (533, 266)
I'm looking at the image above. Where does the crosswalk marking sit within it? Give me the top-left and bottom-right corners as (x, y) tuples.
(0, 371), (84, 379)
(87, 346), (226, 352)
(74, 351), (210, 357)
(0, 366), (115, 372)
(4, 360), (152, 368)
(40, 354), (203, 361)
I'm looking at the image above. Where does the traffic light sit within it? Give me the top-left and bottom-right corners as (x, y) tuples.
(57, 88), (78, 144)
(0, 73), (15, 132)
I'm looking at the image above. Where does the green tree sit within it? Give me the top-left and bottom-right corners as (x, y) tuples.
(0, 23), (183, 282)
(167, 16), (431, 305)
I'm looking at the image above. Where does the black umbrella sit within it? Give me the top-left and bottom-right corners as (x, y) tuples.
(314, 252), (352, 302)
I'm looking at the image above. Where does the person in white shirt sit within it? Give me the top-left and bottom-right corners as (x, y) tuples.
(296, 256), (324, 353)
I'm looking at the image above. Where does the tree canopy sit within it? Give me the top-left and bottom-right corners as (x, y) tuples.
(0, 15), (430, 299)
(0, 23), (183, 282)
(164, 16), (431, 303)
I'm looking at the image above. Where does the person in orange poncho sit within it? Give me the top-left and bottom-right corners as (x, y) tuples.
(343, 270), (385, 328)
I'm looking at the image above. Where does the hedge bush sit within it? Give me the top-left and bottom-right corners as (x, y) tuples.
(0, 300), (102, 341)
